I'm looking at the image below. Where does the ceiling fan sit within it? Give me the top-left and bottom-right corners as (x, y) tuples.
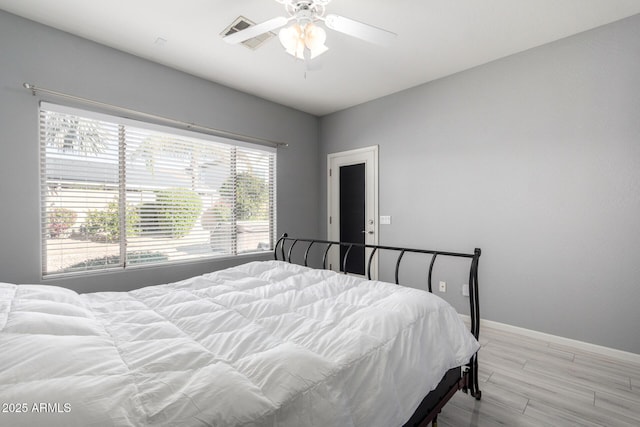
(223, 0), (397, 61)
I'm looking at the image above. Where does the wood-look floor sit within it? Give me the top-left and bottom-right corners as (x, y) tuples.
(436, 324), (640, 426)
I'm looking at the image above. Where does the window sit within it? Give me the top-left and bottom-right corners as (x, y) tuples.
(40, 103), (276, 277)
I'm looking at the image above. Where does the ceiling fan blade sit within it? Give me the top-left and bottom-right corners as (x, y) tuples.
(223, 16), (289, 44)
(324, 14), (396, 46)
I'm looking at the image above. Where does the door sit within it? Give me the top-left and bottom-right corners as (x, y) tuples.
(328, 146), (378, 278)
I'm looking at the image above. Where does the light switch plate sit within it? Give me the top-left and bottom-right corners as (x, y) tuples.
(380, 215), (391, 225)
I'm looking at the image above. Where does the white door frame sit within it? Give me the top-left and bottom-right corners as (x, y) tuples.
(327, 145), (379, 278)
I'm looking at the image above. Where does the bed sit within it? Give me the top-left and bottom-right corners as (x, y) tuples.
(0, 234), (481, 426)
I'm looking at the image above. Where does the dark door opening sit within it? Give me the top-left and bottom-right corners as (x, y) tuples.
(339, 163), (365, 275)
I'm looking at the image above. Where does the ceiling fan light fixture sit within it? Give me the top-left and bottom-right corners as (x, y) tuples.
(278, 24), (301, 57)
(279, 24), (306, 59)
(279, 22), (328, 60)
(304, 22), (326, 50)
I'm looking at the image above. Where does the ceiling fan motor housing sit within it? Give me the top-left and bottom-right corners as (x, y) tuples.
(287, 0), (328, 24)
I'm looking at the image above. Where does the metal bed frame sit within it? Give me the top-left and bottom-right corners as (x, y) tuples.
(274, 233), (482, 427)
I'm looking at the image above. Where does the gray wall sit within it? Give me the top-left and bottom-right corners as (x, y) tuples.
(319, 14), (640, 354)
(2, 9), (639, 354)
(0, 10), (320, 293)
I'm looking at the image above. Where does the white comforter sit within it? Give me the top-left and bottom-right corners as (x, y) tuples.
(0, 260), (479, 427)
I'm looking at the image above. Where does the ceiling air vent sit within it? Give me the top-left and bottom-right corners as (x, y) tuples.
(222, 16), (275, 50)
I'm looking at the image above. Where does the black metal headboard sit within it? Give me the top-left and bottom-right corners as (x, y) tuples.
(274, 233), (481, 338)
(274, 233), (482, 399)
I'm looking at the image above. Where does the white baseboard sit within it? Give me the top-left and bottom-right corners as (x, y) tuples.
(459, 315), (640, 365)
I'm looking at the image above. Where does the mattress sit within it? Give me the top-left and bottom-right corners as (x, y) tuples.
(0, 260), (479, 427)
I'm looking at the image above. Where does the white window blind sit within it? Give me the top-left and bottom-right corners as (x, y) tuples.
(40, 102), (276, 277)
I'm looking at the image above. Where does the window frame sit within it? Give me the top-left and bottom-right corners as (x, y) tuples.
(39, 102), (277, 278)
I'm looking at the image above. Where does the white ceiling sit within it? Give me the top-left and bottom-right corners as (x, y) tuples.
(2, 0), (640, 116)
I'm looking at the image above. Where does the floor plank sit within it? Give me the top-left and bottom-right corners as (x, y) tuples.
(435, 323), (640, 426)
(594, 391), (640, 424)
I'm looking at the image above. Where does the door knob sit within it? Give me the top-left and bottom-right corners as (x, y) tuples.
(361, 230), (374, 234)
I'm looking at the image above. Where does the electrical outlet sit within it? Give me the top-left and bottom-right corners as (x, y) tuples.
(462, 284), (470, 297)
(439, 281), (446, 292)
